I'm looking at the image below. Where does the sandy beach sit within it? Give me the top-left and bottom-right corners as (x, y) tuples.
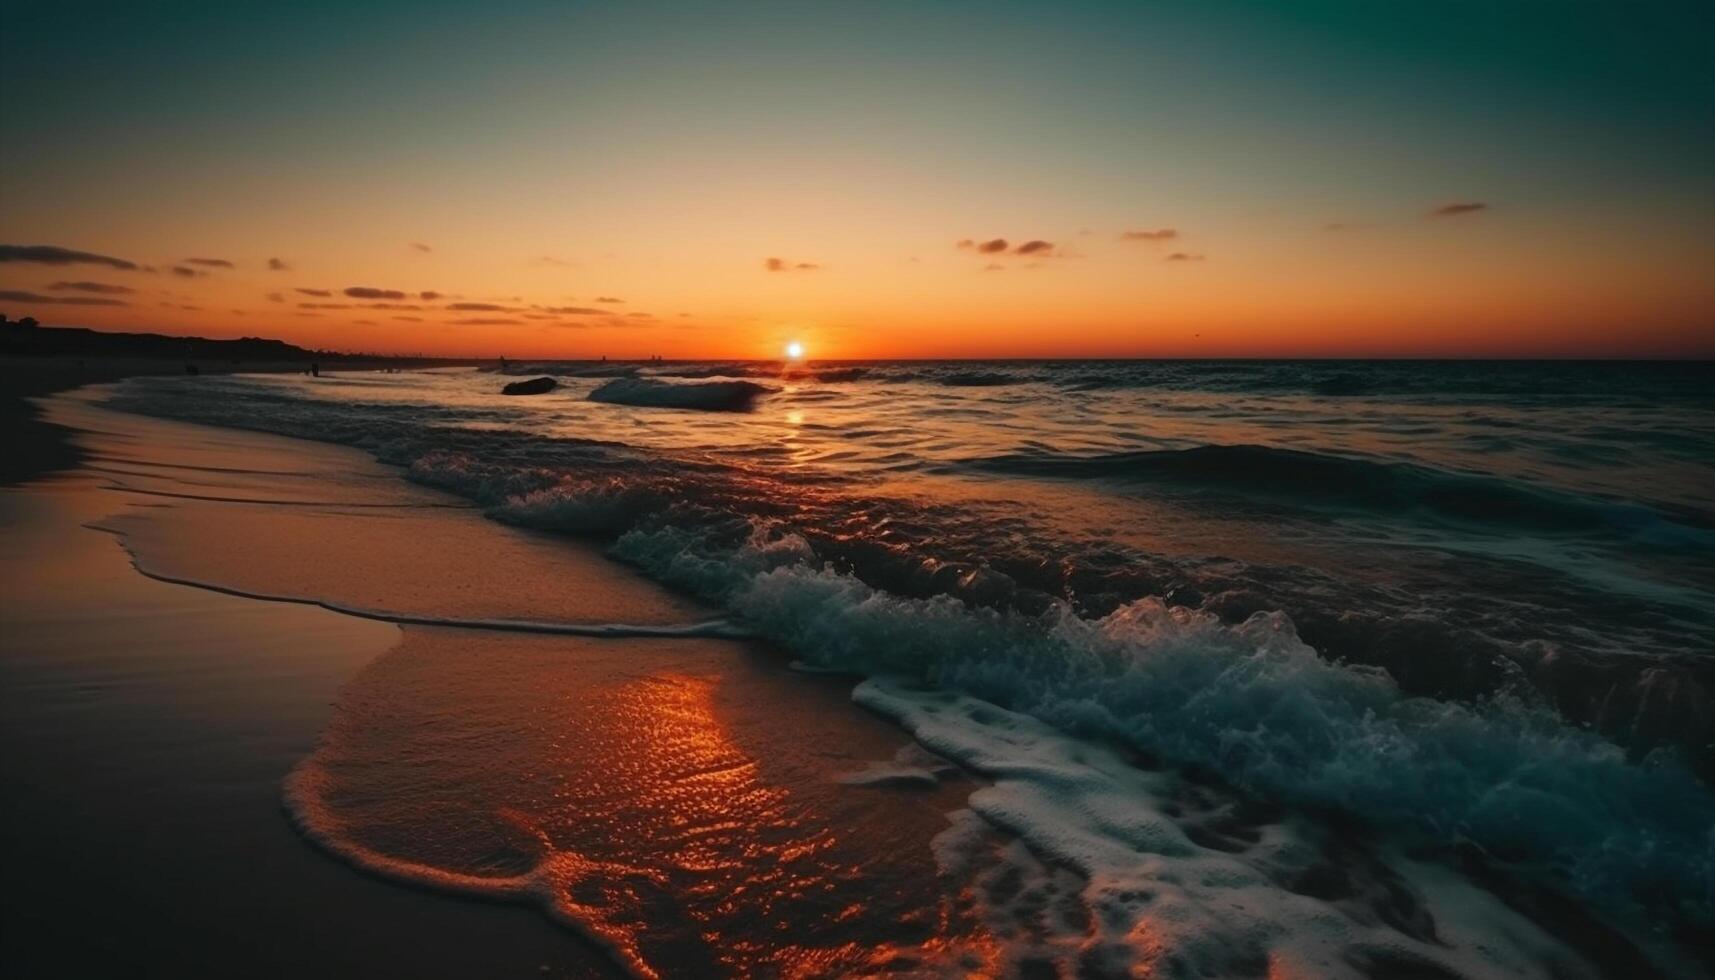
(1, 386), (986, 978)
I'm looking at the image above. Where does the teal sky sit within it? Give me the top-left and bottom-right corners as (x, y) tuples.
(2, 1), (1711, 356)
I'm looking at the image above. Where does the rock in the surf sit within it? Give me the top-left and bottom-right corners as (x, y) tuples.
(501, 376), (557, 396)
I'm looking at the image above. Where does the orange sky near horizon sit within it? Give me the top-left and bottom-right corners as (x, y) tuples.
(2, 212), (1709, 360)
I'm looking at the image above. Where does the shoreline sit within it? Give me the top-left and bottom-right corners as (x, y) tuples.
(1, 386), (983, 977)
(0, 355), (460, 487)
(0, 423), (627, 978)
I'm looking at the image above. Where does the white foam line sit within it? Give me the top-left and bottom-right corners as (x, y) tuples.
(88, 525), (753, 640)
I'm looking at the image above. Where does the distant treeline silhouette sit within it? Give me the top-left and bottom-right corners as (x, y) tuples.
(0, 317), (456, 365)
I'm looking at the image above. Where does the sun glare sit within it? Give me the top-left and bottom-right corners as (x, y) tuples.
(785, 341), (805, 360)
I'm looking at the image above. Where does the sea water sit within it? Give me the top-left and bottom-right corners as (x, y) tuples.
(105, 359), (1715, 976)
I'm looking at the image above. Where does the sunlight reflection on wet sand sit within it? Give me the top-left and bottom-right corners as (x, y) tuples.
(287, 630), (997, 977)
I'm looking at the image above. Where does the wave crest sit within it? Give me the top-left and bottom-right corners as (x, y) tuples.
(613, 522), (1715, 928)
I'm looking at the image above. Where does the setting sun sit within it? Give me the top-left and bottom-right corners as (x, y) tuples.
(785, 341), (804, 360)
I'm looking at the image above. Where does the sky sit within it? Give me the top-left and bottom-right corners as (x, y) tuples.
(2, 0), (1712, 358)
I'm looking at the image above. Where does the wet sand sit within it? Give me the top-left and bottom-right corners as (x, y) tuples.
(1, 389), (987, 977)
(0, 356), (414, 488)
(0, 461), (627, 978)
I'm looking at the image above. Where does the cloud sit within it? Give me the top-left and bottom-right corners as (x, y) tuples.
(1429, 202), (1488, 217)
(296, 287), (332, 297)
(764, 257), (822, 271)
(299, 303), (352, 309)
(364, 302), (422, 311)
(0, 289), (127, 306)
(595, 296), (624, 303)
(1120, 228), (1178, 242)
(184, 257), (234, 269)
(446, 302), (513, 311)
(537, 305), (604, 315)
(0, 244), (138, 270)
(1164, 252), (1206, 262)
(170, 265), (202, 277)
(344, 286), (408, 300)
(411, 242), (433, 253)
(1015, 240), (1054, 255)
(419, 291), (441, 301)
(450, 317), (522, 325)
(983, 263), (1005, 272)
(266, 292), (286, 303)
(268, 257), (290, 271)
(47, 280), (134, 295)
(976, 239), (1009, 253)
(393, 316), (423, 322)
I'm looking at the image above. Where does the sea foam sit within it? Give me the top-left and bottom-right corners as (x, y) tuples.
(609, 520), (1715, 943)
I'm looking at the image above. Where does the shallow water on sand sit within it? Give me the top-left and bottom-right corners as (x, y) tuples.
(66, 370), (1715, 976)
(0, 434), (626, 978)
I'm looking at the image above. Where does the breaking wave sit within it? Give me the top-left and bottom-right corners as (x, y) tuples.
(588, 377), (774, 412)
(605, 519), (1715, 934)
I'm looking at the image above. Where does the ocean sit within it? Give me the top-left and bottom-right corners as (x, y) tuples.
(102, 358), (1715, 975)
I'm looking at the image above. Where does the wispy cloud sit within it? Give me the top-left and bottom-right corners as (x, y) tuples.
(1120, 228), (1178, 242)
(344, 286), (408, 300)
(47, 280), (134, 295)
(184, 257), (234, 269)
(1015, 240), (1054, 256)
(764, 257), (822, 271)
(1428, 201), (1489, 217)
(296, 287), (332, 297)
(418, 291), (442, 301)
(536, 305), (605, 315)
(446, 302), (513, 312)
(410, 242), (433, 253)
(0, 289), (127, 306)
(957, 238), (1010, 254)
(0, 244), (138, 270)
(268, 257), (290, 271)
(1164, 252), (1206, 262)
(450, 317), (522, 325)
(170, 265), (203, 278)
(595, 296), (624, 303)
